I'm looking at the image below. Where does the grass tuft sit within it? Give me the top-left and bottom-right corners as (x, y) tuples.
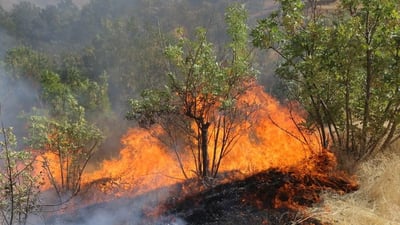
(313, 141), (400, 224)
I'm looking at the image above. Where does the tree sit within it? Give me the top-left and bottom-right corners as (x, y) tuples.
(26, 111), (102, 198)
(25, 71), (103, 198)
(0, 123), (40, 225)
(251, 0), (400, 159)
(4, 46), (51, 82)
(127, 4), (256, 181)
(80, 17), (168, 105)
(8, 2), (42, 43)
(3, 45), (109, 197)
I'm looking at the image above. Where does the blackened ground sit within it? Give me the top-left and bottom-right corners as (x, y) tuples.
(49, 168), (357, 225)
(160, 168), (358, 225)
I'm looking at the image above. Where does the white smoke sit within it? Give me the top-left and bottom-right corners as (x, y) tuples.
(40, 186), (187, 225)
(0, 67), (40, 139)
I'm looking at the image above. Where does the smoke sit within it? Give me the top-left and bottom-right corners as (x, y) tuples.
(0, 13), (34, 138)
(0, 68), (40, 139)
(44, 186), (187, 225)
(0, 27), (15, 57)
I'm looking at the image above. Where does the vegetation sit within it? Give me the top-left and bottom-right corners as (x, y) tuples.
(316, 141), (400, 224)
(0, 0), (267, 197)
(26, 111), (102, 198)
(2, 44), (107, 198)
(252, 0), (400, 159)
(0, 124), (40, 225)
(0, 0), (398, 223)
(127, 4), (256, 180)
(25, 72), (103, 198)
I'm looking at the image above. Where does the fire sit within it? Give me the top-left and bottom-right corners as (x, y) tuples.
(220, 85), (322, 173)
(82, 127), (185, 196)
(80, 84), (327, 194)
(34, 152), (61, 190)
(36, 83), (350, 210)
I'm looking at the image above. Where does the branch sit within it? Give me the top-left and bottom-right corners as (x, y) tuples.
(267, 114), (308, 146)
(1, 122), (15, 224)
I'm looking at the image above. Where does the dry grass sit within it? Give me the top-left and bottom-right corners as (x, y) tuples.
(312, 141), (400, 225)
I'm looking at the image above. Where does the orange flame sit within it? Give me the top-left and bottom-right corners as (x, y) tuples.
(82, 127), (185, 196)
(34, 83), (344, 211)
(220, 85), (323, 173)
(77, 84), (329, 197)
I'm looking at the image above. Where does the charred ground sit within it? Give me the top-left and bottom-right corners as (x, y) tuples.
(161, 169), (358, 225)
(51, 166), (358, 225)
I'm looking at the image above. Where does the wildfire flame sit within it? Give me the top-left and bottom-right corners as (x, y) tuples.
(36, 84), (352, 210)
(82, 85), (327, 193)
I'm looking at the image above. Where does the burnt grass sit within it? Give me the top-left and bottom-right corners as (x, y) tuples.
(49, 168), (358, 225)
(156, 168), (358, 225)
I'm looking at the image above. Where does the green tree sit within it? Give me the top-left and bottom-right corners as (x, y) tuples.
(252, 0), (400, 159)
(80, 17), (169, 109)
(56, 54), (111, 115)
(4, 46), (110, 116)
(4, 46), (51, 82)
(0, 124), (40, 225)
(26, 111), (102, 198)
(8, 2), (42, 42)
(25, 71), (103, 198)
(127, 4), (256, 180)
(3, 46), (109, 195)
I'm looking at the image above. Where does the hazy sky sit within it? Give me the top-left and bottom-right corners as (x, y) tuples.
(0, 0), (90, 10)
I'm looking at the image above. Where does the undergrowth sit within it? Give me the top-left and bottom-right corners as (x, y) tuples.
(314, 141), (400, 224)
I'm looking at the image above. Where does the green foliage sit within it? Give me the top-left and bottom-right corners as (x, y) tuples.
(0, 0), (267, 110)
(252, 0), (400, 159)
(3, 45), (111, 117)
(4, 1), (79, 47)
(81, 17), (168, 104)
(127, 4), (256, 179)
(3, 44), (109, 197)
(3, 46), (107, 196)
(24, 69), (104, 196)
(4, 46), (51, 81)
(165, 26), (227, 101)
(0, 126), (40, 225)
(25, 108), (103, 196)
(56, 53), (111, 115)
(8, 2), (41, 41)
(126, 89), (173, 126)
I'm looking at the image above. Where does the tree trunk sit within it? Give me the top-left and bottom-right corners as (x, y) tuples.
(200, 122), (210, 178)
(345, 72), (351, 152)
(310, 95), (328, 148)
(361, 46), (373, 157)
(361, 7), (375, 158)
